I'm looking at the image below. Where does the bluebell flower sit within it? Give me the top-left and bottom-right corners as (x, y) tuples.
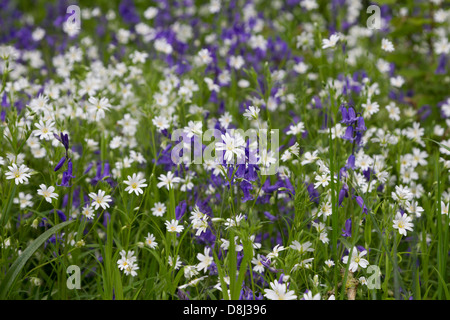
(342, 218), (352, 237)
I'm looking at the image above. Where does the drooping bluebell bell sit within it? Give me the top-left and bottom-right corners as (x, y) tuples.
(355, 195), (368, 214)
(175, 200), (187, 221)
(338, 183), (349, 207)
(342, 218), (352, 237)
(58, 158), (75, 187)
(435, 54), (447, 75)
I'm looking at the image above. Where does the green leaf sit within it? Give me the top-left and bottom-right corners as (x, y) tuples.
(0, 220), (75, 299)
(425, 138), (450, 153)
(433, 267), (450, 300)
(212, 249), (229, 300)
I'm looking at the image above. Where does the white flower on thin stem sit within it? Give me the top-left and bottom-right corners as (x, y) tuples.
(88, 96), (111, 120)
(286, 122), (305, 135)
(322, 34), (340, 49)
(264, 281), (297, 300)
(157, 171), (181, 190)
(251, 254), (265, 273)
(151, 202), (166, 217)
(215, 132), (246, 163)
(393, 212), (414, 236)
(5, 163), (31, 185)
(34, 120), (55, 140)
(342, 247), (369, 272)
(243, 106), (260, 120)
(165, 219), (184, 233)
(37, 184), (58, 203)
(303, 290), (321, 300)
(14, 192), (33, 209)
(80, 205), (95, 220)
(314, 173), (331, 189)
(123, 172), (148, 196)
(381, 38), (395, 52)
(289, 240), (315, 254)
(145, 233), (158, 249)
(89, 189), (113, 210)
(196, 247), (213, 273)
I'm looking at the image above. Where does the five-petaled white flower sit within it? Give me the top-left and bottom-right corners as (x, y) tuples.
(381, 38), (395, 52)
(123, 172), (148, 196)
(165, 219), (184, 233)
(393, 212), (414, 236)
(342, 247), (369, 272)
(89, 189), (113, 210)
(34, 120), (55, 140)
(264, 281), (297, 300)
(37, 184), (58, 203)
(322, 34), (340, 49)
(196, 247), (213, 273)
(88, 96), (111, 120)
(157, 171), (181, 190)
(145, 233), (158, 249)
(215, 132), (246, 163)
(6, 163), (31, 185)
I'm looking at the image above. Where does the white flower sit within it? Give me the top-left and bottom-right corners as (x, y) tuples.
(342, 247), (369, 272)
(442, 202), (449, 216)
(184, 265), (199, 279)
(5, 163), (31, 185)
(165, 219), (184, 233)
(144, 7), (158, 19)
(362, 100), (380, 117)
(286, 122), (305, 135)
(89, 189), (113, 210)
(381, 38), (395, 52)
(303, 290), (321, 300)
(88, 96), (111, 120)
(80, 205), (95, 220)
(152, 115), (170, 131)
(324, 259), (335, 267)
(289, 240), (314, 254)
(183, 121), (203, 138)
(154, 38), (173, 54)
(169, 255), (182, 270)
(393, 212), (414, 236)
(224, 213), (246, 229)
(267, 244), (285, 259)
(314, 173), (331, 189)
(243, 106), (260, 120)
(251, 254), (265, 273)
(63, 20), (80, 37)
(197, 48), (213, 65)
(229, 55), (245, 69)
(196, 247), (213, 273)
(264, 281), (297, 300)
(322, 34), (340, 49)
(215, 132), (246, 163)
(391, 185), (414, 204)
(151, 202), (166, 217)
(123, 172), (148, 196)
(34, 120), (55, 140)
(390, 75), (404, 88)
(117, 250), (139, 277)
(37, 184), (58, 203)
(14, 192), (33, 209)
(157, 171), (181, 190)
(302, 150), (319, 165)
(218, 111), (233, 128)
(293, 61), (308, 74)
(145, 233), (158, 249)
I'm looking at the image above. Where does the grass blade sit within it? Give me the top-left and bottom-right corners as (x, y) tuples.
(0, 220), (75, 299)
